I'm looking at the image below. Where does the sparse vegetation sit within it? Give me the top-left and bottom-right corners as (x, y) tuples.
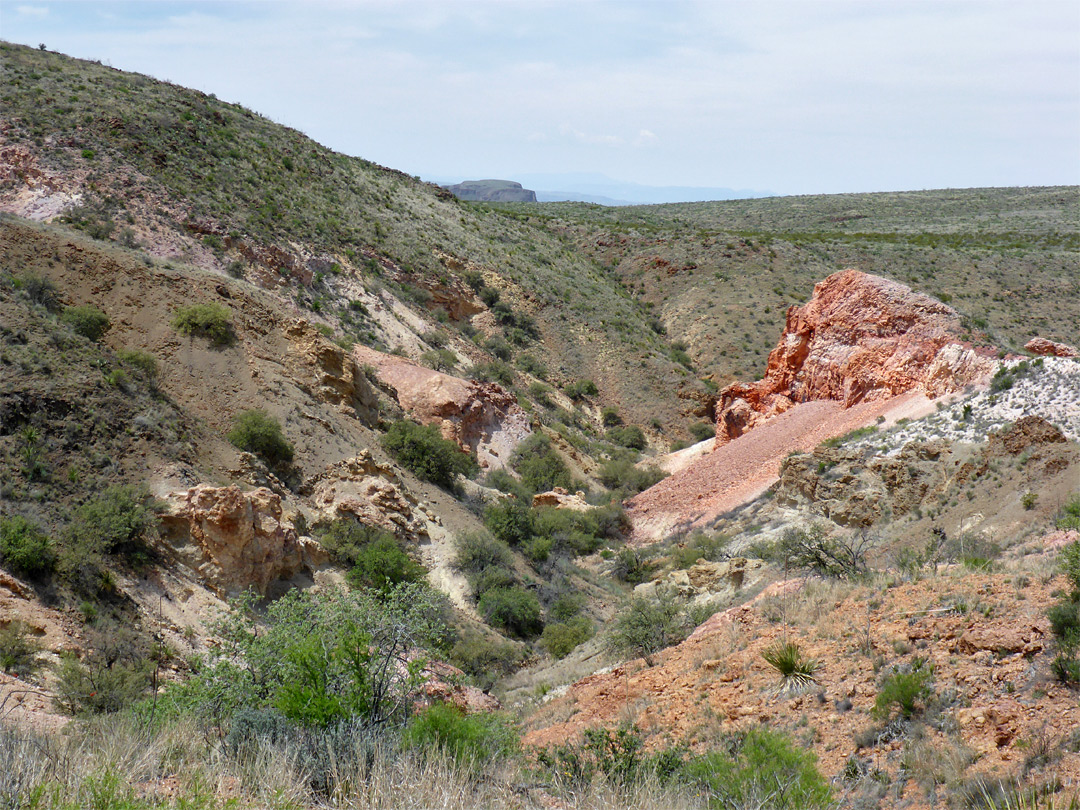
(382, 420), (477, 489)
(60, 304), (111, 342)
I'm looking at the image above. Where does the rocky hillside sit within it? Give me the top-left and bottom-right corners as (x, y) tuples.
(1, 42), (1078, 810)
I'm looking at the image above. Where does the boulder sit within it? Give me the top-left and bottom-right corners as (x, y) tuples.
(715, 269), (997, 442)
(160, 485), (325, 596)
(1024, 337), (1079, 358)
(353, 345), (531, 469)
(305, 451), (433, 542)
(532, 487), (592, 511)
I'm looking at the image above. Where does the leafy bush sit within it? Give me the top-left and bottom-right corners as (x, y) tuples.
(873, 659), (934, 720)
(382, 420), (477, 488)
(0, 516), (55, 578)
(774, 524), (873, 579)
(1057, 494), (1080, 531)
(227, 409), (294, 467)
(540, 616), (592, 659)
(175, 584), (448, 729)
(1048, 540), (1080, 684)
(58, 485), (157, 590)
(453, 531), (512, 574)
(470, 565), (517, 598)
(483, 499), (534, 546)
(483, 336), (512, 361)
(681, 728), (833, 810)
(606, 425), (646, 450)
(537, 724), (647, 789)
(611, 547), (650, 585)
(601, 406), (622, 427)
(532, 507), (604, 556)
(689, 421), (715, 443)
(607, 592), (684, 664)
(316, 520), (426, 593)
(564, 379), (598, 400)
(450, 632), (525, 690)
(550, 592), (586, 621)
(477, 586), (543, 638)
(61, 305), (111, 342)
(0, 622), (42, 677)
(403, 702), (518, 768)
(511, 434), (571, 494)
(53, 653), (151, 715)
(671, 532), (728, 569)
(116, 348), (159, 381)
(171, 302), (234, 345)
(516, 354), (547, 379)
(18, 274), (60, 310)
(597, 458), (667, 494)
(483, 468), (531, 500)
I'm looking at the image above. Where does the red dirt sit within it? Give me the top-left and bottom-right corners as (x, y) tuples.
(627, 393), (926, 544)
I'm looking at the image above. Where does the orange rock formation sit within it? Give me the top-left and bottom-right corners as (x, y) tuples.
(715, 269), (996, 442)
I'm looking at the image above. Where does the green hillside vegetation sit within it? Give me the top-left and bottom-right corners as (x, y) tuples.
(493, 187), (1079, 383)
(0, 41), (702, 434)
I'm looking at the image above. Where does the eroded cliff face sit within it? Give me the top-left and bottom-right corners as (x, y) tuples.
(353, 345), (531, 470)
(160, 485), (327, 597)
(1025, 337), (1080, 358)
(715, 269), (996, 443)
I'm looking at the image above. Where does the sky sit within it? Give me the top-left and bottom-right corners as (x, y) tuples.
(4, 0), (1079, 196)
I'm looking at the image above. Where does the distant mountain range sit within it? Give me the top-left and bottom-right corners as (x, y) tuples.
(430, 172), (771, 206)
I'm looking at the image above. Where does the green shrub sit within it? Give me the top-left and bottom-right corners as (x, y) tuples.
(1021, 492), (1038, 510)
(483, 336), (512, 361)
(671, 532), (728, 569)
(689, 422), (715, 443)
(450, 632), (525, 690)
(171, 302), (234, 345)
(470, 360), (515, 386)
(484, 499), (534, 546)
(0, 516), (55, 578)
(1057, 495), (1080, 531)
(403, 701), (518, 768)
(537, 724), (647, 788)
(606, 425), (646, 450)
(53, 654), (151, 715)
(550, 592), (586, 622)
(597, 458), (667, 494)
(420, 348), (457, 372)
(540, 616), (592, 659)
(115, 347), (157, 382)
(516, 354), (547, 379)
(477, 586), (543, 638)
(347, 535), (426, 594)
(511, 434), (571, 494)
(601, 406), (622, 427)
(382, 420), (477, 488)
(873, 660), (934, 720)
(608, 592), (684, 664)
(317, 519), (426, 594)
(61, 305), (111, 342)
(484, 468), (531, 500)
(564, 379), (598, 400)
(227, 409), (294, 466)
(0, 622), (42, 677)
(18, 274), (60, 310)
(611, 547), (650, 585)
(470, 565), (516, 598)
(1060, 539), (1080, 598)
(453, 532), (513, 575)
(682, 728), (833, 810)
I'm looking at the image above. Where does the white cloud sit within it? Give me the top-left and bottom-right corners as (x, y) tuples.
(16, 5), (49, 17)
(633, 129), (659, 147)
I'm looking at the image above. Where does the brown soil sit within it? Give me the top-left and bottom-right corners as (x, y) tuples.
(522, 563), (1080, 802)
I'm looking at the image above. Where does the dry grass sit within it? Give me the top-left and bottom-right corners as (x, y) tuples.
(0, 715), (709, 810)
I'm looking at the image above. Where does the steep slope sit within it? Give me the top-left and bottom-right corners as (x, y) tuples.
(0, 42), (702, 434)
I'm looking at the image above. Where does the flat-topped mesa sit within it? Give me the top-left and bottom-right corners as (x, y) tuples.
(716, 269), (996, 443)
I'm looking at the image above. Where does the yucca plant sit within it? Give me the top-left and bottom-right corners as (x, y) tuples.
(761, 640), (820, 694)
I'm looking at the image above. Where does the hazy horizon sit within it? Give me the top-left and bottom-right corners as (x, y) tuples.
(5, 1), (1078, 197)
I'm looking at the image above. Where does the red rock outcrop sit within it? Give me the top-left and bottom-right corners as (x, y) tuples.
(1025, 337), (1080, 358)
(160, 485), (326, 596)
(715, 269), (996, 442)
(353, 345), (531, 469)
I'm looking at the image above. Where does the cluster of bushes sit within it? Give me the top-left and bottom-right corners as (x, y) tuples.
(453, 532), (541, 638)
(315, 519), (426, 594)
(483, 499), (620, 563)
(382, 420), (478, 489)
(597, 455), (667, 496)
(536, 723), (832, 809)
(508, 434), (573, 495)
